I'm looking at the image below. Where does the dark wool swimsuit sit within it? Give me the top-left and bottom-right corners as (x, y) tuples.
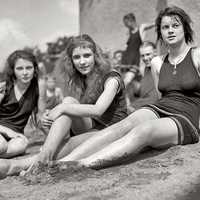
(144, 48), (200, 144)
(0, 80), (38, 134)
(82, 70), (128, 130)
(121, 30), (142, 66)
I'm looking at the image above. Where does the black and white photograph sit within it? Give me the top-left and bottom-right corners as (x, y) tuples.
(0, 0), (200, 199)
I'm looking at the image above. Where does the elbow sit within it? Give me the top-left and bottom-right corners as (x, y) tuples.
(92, 108), (104, 117)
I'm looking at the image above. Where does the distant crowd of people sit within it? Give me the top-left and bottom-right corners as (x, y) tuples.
(0, 6), (199, 179)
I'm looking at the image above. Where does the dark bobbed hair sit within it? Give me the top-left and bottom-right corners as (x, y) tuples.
(155, 6), (194, 44)
(5, 50), (39, 126)
(6, 50), (39, 89)
(60, 34), (111, 103)
(123, 13), (136, 22)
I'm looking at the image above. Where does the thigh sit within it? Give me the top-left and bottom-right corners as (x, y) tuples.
(56, 130), (98, 159)
(148, 118), (179, 148)
(63, 96), (93, 134)
(124, 107), (159, 127)
(71, 117), (93, 135)
(8, 135), (29, 149)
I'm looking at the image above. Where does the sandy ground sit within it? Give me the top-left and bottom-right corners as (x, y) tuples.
(1, 127), (200, 200)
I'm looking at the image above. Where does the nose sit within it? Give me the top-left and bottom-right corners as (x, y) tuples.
(23, 68), (28, 75)
(143, 55), (149, 61)
(80, 56), (86, 65)
(168, 26), (174, 34)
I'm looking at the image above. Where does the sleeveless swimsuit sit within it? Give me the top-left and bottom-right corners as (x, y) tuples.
(121, 30), (142, 66)
(144, 48), (200, 144)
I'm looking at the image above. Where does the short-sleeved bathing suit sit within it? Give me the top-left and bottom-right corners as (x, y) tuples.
(144, 48), (200, 145)
(0, 80), (38, 135)
(83, 70), (128, 130)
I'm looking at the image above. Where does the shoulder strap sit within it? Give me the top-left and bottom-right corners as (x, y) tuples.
(191, 47), (200, 77)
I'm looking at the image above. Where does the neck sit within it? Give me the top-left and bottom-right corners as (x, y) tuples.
(130, 26), (138, 33)
(15, 80), (30, 91)
(168, 41), (189, 58)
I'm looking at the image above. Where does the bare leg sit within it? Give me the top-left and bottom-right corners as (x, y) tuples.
(79, 118), (178, 169)
(38, 96), (93, 162)
(38, 115), (72, 162)
(0, 155), (38, 178)
(0, 132), (96, 178)
(62, 96), (93, 134)
(59, 108), (158, 161)
(54, 131), (98, 160)
(0, 135), (29, 158)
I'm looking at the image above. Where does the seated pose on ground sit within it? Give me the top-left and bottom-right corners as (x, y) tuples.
(0, 6), (200, 176)
(5, 34), (127, 167)
(0, 50), (46, 158)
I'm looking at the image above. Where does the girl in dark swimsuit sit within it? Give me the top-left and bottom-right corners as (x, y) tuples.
(0, 50), (45, 158)
(0, 7), (200, 177)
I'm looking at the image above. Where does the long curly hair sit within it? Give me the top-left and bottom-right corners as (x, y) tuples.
(59, 34), (111, 103)
(5, 50), (39, 125)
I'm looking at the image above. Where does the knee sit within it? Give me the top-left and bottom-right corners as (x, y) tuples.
(13, 136), (29, 153)
(63, 96), (79, 104)
(19, 136), (29, 150)
(133, 123), (154, 144)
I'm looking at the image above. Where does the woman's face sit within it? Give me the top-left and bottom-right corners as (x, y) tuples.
(72, 47), (95, 75)
(160, 15), (185, 46)
(14, 58), (34, 85)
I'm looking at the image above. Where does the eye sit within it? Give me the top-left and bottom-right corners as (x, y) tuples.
(161, 25), (169, 30)
(26, 65), (34, 70)
(172, 23), (180, 28)
(72, 55), (80, 60)
(83, 53), (92, 58)
(15, 66), (23, 70)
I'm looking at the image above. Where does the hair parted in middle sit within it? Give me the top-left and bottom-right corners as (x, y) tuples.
(59, 34), (111, 103)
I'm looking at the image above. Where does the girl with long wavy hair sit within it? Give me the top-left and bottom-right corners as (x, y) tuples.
(26, 34), (128, 164)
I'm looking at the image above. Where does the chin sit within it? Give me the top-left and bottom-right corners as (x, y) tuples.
(22, 80), (32, 84)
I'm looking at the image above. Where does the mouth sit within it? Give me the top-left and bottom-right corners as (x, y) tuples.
(22, 77), (30, 80)
(80, 66), (89, 71)
(168, 36), (176, 40)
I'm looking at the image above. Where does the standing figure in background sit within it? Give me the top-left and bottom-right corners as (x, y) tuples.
(122, 12), (155, 66)
(127, 41), (160, 112)
(122, 13), (155, 89)
(45, 74), (63, 111)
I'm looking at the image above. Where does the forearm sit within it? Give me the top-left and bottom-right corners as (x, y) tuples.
(0, 125), (21, 137)
(60, 103), (101, 117)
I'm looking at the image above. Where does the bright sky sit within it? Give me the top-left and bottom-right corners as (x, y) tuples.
(0, 0), (79, 62)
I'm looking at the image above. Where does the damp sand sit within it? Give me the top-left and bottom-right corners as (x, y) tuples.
(1, 129), (200, 200)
